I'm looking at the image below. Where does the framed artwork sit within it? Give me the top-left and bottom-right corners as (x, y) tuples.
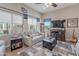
(67, 18), (78, 28)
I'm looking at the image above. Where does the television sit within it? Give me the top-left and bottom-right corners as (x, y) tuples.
(51, 20), (65, 28)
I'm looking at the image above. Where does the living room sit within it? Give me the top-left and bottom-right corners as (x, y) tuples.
(0, 3), (79, 56)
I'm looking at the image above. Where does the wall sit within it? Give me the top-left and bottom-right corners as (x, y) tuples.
(42, 4), (79, 40)
(0, 3), (41, 48)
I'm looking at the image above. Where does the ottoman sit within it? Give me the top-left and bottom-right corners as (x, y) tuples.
(43, 37), (57, 51)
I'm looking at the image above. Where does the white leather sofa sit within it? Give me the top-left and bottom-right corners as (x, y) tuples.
(23, 33), (45, 47)
(0, 40), (5, 56)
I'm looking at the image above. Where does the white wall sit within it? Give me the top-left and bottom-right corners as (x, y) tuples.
(42, 4), (79, 40)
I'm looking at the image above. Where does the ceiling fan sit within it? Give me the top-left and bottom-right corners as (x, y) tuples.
(35, 3), (57, 7)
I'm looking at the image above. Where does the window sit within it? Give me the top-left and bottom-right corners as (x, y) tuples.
(28, 16), (39, 33)
(0, 10), (23, 35)
(12, 14), (23, 34)
(0, 10), (11, 35)
(44, 18), (51, 32)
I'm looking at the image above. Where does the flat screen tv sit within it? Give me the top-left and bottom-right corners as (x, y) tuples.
(51, 20), (65, 28)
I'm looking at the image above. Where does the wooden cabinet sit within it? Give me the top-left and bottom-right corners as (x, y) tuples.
(50, 20), (65, 41)
(11, 37), (23, 51)
(57, 30), (65, 41)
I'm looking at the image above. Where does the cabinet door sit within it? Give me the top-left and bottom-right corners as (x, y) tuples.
(60, 31), (65, 41)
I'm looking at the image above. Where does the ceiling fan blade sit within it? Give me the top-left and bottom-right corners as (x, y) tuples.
(52, 3), (57, 7)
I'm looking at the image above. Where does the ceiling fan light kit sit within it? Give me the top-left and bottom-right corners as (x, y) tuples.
(35, 3), (57, 8)
(44, 3), (52, 7)
(44, 3), (58, 7)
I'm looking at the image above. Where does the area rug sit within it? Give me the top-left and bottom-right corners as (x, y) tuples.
(18, 41), (76, 56)
(33, 41), (76, 56)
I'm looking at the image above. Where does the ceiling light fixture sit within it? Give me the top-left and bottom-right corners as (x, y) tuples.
(35, 3), (57, 8)
(44, 3), (52, 7)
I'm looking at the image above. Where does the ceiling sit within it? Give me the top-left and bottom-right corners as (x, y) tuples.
(25, 3), (78, 14)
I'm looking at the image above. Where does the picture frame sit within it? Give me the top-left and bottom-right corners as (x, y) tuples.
(67, 18), (78, 28)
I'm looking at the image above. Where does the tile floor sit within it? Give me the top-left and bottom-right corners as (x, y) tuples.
(5, 41), (76, 56)
(5, 45), (27, 56)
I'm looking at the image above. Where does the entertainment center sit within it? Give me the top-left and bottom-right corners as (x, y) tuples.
(50, 20), (65, 41)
